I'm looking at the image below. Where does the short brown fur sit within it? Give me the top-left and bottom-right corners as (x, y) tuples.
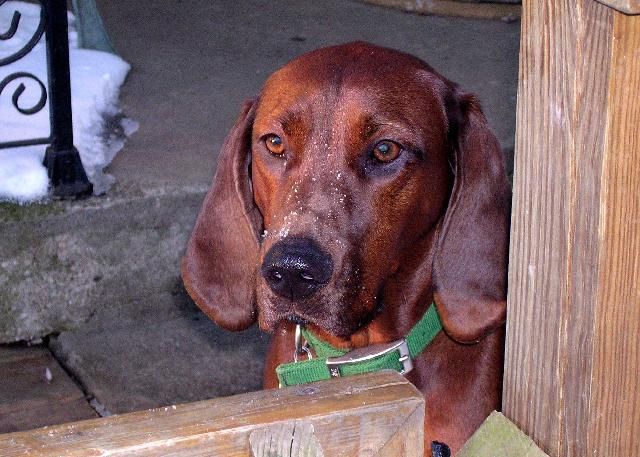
(182, 42), (511, 455)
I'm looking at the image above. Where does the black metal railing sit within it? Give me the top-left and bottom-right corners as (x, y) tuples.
(0, 0), (92, 198)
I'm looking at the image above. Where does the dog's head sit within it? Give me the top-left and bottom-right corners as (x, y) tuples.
(182, 42), (510, 344)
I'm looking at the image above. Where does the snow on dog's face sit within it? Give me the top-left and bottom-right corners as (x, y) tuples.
(249, 43), (453, 338)
(182, 41), (510, 345)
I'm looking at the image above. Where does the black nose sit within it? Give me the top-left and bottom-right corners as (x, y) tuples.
(261, 237), (333, 301)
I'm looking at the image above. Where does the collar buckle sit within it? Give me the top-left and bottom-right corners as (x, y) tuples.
(293, 324), (313, 363)
(325, 338), (413, 378)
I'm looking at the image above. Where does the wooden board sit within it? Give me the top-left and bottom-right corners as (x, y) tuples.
(588, 10), (640, 454)
(503, 1), (640, 455)
(0, 370), (424, 457)
(0, 346), (97, 433)
(357, 0), (521, 20)
(596, 0), (640, 13)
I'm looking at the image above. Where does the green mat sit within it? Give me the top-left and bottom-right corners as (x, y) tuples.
(458, 411), (549, 457)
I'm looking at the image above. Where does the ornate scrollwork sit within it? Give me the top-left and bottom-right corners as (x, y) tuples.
(1, 0), (48, 139)
(0, 71), (47, 115)
(1, 1), (92, 197)
(0, 0), (47, 66)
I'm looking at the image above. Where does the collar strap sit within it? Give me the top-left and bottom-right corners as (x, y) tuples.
(276, 303), (443, 387)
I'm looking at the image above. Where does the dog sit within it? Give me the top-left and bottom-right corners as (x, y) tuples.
(182, 42), (510, 455)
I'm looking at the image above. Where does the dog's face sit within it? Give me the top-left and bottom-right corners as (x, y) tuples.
(182, 42), (510, 344)
(251, 45), (453, 337)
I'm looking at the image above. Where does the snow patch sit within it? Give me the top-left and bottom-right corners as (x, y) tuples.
(0, 1), (135, 202)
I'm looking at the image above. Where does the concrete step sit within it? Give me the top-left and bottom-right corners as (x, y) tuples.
(0, 183), (206, 343)
(49, 290), (269, 415)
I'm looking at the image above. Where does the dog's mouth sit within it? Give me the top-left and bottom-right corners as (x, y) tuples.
(262, 307), (336, 336)
(265, 301), (382, 341)
(258, 274), (385, 339)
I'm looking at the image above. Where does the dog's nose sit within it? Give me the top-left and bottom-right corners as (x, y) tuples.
(261, 237), (333, 300)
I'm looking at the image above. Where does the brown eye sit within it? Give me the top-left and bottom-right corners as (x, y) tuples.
(372, 140), (401, 163)
(265, 134), (285, 155)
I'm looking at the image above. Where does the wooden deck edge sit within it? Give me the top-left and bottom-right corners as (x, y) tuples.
(0, 371), (425, 457)
(357, 0), (521, 20)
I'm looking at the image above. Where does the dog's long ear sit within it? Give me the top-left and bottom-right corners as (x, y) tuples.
(433, 90), (511, 343)
(181, 100), (262, 331)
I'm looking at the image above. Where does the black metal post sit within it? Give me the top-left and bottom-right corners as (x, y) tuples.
(42, 0), (92, 198)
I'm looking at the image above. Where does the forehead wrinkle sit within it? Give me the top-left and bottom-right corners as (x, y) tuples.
(355, 113), (417, 138)
(365, 115), (430, 144)
(304, 88), (341, 159)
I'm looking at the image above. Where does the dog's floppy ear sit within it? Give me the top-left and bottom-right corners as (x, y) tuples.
(433, 90), (511, 343)
(181, 99), (262, 331)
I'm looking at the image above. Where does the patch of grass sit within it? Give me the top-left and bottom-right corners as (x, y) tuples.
(0, 201), (64, 223)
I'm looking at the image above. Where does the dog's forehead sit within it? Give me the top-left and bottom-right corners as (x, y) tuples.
(274, 43), (426, 82)
(254, 43), (447, 126)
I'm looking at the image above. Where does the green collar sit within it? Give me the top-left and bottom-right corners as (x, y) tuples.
(276, 303), (443, 387)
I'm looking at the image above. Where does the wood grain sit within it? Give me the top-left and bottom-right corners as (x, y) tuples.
(588, 11), (640, 455)
(0, 371), (424, 457)
(357, 0), (521, 20)
(0, 347), (97, 433)
(596, 0), (640, 14)
(504, 1), (640, 455)
(249, 421), (323, 457)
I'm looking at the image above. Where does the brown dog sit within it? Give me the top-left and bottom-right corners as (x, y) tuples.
(182, 42), (510, 455)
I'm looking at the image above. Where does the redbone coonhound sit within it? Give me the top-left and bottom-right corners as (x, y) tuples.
(182, 42), (510, 455)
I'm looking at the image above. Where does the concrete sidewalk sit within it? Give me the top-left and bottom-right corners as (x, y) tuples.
(1, 0), (519, 428)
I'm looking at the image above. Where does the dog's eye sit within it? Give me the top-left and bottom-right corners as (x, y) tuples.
(372, 140), (401, 163)
(264, 134), (285, 155)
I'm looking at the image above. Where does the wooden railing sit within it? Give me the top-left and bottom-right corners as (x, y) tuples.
(503, 1), (640, 456)
(0, 371), (424, 456)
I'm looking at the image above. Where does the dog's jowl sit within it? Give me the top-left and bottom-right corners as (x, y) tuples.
(182, 42), (510, 455)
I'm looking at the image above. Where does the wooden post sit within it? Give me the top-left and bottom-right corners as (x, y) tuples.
(0, 371), (424, 456)
(503, 1), (640, 456)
